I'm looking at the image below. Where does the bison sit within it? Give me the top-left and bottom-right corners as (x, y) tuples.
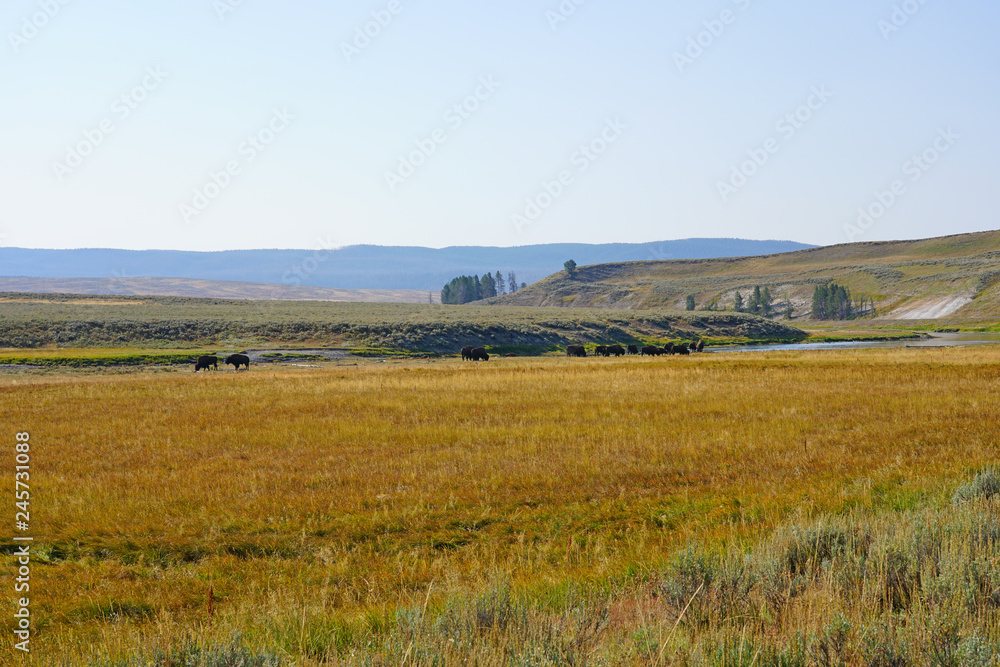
(607, 344), (625, 357)
(566, 345), (587, 357)
(461, 345), (474, 361)
(641, 345), (662, 356)
(673, 343), (690, 356)
(627, 344), (639, 355)
(471, 347), (489, 361)
(194, 355), (217, 372)
(595, 345), (609, 357)
(225, 353), (250, 370)
(696, 339), (705, 353)
(662, 342), (674, 355)
(504, 352), (517, 357)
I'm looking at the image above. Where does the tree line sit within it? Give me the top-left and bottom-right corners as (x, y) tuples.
(441, 271), (524, 305)
(682, 282), (875, 320)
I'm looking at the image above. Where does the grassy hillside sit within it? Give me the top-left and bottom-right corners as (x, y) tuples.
(0, 292), (804, 352)
(492, 229), (1000, 323)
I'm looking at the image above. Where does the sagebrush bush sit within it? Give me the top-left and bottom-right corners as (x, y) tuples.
(952, 467), (1000, 504)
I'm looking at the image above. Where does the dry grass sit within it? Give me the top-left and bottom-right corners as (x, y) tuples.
(4, 347), (1000, 663)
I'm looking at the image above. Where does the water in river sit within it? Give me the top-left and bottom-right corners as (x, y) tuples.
(706, 332), (1000, 354)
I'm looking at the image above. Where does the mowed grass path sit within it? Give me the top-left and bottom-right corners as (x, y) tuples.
(4, 348), (1000, 658)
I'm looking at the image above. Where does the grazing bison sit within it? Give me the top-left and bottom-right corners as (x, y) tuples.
(566, 345), (587, 357)
(461, 345), (474, 361)
(225, 353), (250, 371)
(662, 342), (674, 355)
(673, 343), (690, 356)
(641, 345), (662, 356)
(607, 344), (625, 357)
(194, 355), (217, 372)
(595, 345), (609, 357)
(627, 344), (639, 355)
(471, 347), (489, 361)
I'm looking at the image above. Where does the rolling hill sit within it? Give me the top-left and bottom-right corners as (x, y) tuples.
(490, 230), (1000, 322)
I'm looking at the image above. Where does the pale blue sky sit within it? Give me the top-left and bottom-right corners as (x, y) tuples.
(2, 0), (997, 250)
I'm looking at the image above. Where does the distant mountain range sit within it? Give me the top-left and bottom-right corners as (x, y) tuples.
(0, 240), (813, 292)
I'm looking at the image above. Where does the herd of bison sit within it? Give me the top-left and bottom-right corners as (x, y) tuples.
(195, 343), (707, 371)
(461, 341), (705, 361)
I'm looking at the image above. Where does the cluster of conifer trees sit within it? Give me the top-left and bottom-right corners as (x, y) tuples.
(810, 282), (874, 320)
(441, 271), (522, 304)
(733, 286), (775, 316)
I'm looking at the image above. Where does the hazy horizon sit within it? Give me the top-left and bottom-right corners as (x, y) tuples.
(5, 1), (998, 252)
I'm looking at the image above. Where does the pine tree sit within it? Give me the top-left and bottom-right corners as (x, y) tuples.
(507, 271), (517, 294)
(495, 270), (506, 296)
(481, 273), (496, 299)
(812, 285), (829, 319)
(761, 287), (772, 316)
(734, 291), (744, 312)
(750, 286), (762, 315)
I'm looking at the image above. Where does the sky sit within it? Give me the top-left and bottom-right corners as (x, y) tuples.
(2, 0), (998, 251)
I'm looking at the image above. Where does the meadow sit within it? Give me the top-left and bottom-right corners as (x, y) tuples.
(3, 346), (1000, 664)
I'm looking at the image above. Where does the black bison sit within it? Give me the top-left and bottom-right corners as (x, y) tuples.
(595, 345), (609, 357)
(662, 342), (674, 355)
(225, 353), (250, 370)
(673, 343), (690, 355)
(471, 347), (489, 361)
(627, 344), (639, 355)
(696, 339), (705, 352)
(194, 355), (217, 372)
(566, 345), (586, 357)
(607, 344), (625, 357)
(461, 345), (474, 361)
(641, 345), (662, 356)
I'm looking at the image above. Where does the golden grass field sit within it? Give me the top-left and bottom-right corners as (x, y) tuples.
(4, 347), (1000, 664)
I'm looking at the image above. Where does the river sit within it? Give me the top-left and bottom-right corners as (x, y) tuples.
(706, 332), (1000, 354)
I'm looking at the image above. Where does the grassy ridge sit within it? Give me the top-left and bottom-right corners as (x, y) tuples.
(494, 229), (1000, 321)
(0, 293), (804, 352)
(7, 348), (1000, 663)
